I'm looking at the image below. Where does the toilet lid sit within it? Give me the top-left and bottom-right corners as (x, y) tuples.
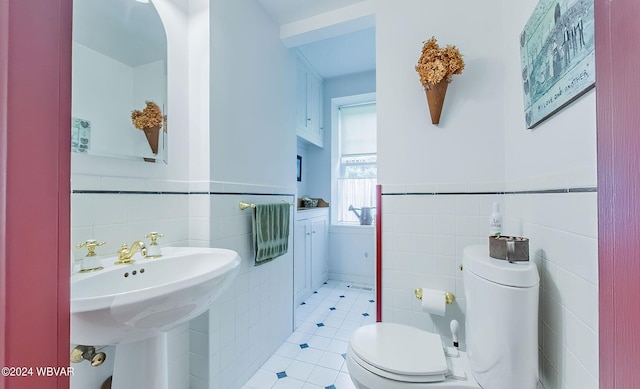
(349, 323), (448, 380)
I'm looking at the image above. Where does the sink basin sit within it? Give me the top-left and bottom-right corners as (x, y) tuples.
(71, 247), (241, 345)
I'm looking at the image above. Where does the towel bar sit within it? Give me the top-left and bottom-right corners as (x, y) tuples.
(239, 201), (294, 210)
(414, 288), (456, 305)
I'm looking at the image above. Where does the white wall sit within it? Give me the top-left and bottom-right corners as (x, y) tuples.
(296, 139), (309, 197)
(381, 194), (503, 348)
(195, 193), (294, 388)
(376, 0), (506, 339)
(502, 1), (598, 388)
(209, 0), (296, 188)
(376, 0), (505, 190)
(376, 1), (598, 389)
(189, 1), (298, 388)
(328, 225), (375, 284)
(504, 193), (598, 389)
(502, 3), (596, 191)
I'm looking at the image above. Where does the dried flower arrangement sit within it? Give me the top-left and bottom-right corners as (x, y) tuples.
(415, 37), (465, 125)
(131, 101), (163, 130)
(415, 37), (465, 89)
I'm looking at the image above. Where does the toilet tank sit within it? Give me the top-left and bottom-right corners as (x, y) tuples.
(463, 245), (539, 389)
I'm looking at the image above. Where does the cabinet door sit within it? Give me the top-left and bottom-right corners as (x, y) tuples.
(294, 219), (312, 305)
(295, 58), (324, 148)
(310, 216), (328, 290)
(295, 62), (309, 134)
(307, 74), (323, 147)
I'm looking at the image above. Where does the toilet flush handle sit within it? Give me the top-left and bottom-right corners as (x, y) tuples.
(450, 319), (460, 348)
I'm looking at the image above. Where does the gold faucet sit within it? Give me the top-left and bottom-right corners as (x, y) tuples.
(115, 241), (147, 265)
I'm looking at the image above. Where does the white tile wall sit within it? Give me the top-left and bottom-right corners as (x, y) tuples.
(189, 193), (211, 247)
(195, 194), (295, 388)
(71, 187), (192, 388)
(505, 193), (598, 389)
(72, 185), (596, 389)
(71, 192), (190, 262)
(71, 173), (296, 389)
(328, 226), (375, 285)
(381, 193), (503, 347)
(381, 191), (598, 389)
(189, 313), (209, 389)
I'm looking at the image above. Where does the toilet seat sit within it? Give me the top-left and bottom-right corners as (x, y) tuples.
(348, 323), (448, 383)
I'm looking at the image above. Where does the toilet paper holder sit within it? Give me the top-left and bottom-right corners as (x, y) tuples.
(414, 288), (455, 305)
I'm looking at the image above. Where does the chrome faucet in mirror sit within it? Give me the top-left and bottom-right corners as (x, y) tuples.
(72, 0), (168, 163)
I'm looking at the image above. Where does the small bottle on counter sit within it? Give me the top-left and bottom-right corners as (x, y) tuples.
(489, 202), (502, 236)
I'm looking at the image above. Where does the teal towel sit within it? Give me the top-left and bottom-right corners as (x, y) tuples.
(253, 203), (290, 265)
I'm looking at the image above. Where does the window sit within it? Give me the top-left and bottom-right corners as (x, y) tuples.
(337, 102), (377, 223)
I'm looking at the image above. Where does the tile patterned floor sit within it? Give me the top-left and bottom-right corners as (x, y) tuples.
(243, 280), (376, 389)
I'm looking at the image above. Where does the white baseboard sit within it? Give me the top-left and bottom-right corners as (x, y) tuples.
(328, 272), (374, 286)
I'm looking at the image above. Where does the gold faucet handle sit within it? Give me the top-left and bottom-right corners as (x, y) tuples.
(75, 240), (106, 257)
(144, 232), (164, 245)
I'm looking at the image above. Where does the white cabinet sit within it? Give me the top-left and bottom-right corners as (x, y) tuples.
(310, 215), (328, 288)
(296, 57), (324, 147)
(294, 219), (312, 305)
(294, 208), (328, 305)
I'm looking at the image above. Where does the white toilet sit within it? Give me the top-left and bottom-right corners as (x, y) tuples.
(346, 245), (540, 389)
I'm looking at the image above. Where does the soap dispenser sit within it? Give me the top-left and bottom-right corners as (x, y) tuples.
(76, 239), (106, 272)
(489, 202), (502, 237)
(144, 232), (164, 258)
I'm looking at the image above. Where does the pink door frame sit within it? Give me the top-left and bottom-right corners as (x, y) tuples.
(595, 0), (640, 386)
(0, 0), (72, 388)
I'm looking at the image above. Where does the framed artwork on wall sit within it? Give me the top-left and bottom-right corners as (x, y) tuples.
(297, 155), (302, 182)
(520, 0), (595, 129)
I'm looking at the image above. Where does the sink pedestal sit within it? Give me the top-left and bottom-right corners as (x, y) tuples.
(111, 335), (169, 389)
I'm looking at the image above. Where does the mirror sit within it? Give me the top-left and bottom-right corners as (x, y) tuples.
(72, 0), (168, 163)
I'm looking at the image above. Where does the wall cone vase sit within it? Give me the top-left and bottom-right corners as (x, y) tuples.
(142, 126), (160, 163)
(424, 81), (449, 125)
(143, 126), (160, 154)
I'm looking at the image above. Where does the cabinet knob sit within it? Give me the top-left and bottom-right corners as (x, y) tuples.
(312, 231), (316, 234)
(306, 232), (311, 236)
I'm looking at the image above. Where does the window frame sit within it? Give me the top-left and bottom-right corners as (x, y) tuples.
(330, 93), (377, 225)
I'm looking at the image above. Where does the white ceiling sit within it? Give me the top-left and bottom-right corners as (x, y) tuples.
(256, 0), (368, 25)
(256, 0), (376, 80)
(74, 0), (373, 80)
(73, 0), (166, 67)
(296, 27), (376, 79)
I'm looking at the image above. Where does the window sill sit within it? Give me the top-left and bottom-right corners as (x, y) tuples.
(329, 224), (375, 234)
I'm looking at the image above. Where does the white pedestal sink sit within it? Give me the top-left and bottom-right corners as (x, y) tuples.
(71, 247), (241, 389)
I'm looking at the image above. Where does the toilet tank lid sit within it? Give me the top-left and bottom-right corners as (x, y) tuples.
(463, 245), (539, 287)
